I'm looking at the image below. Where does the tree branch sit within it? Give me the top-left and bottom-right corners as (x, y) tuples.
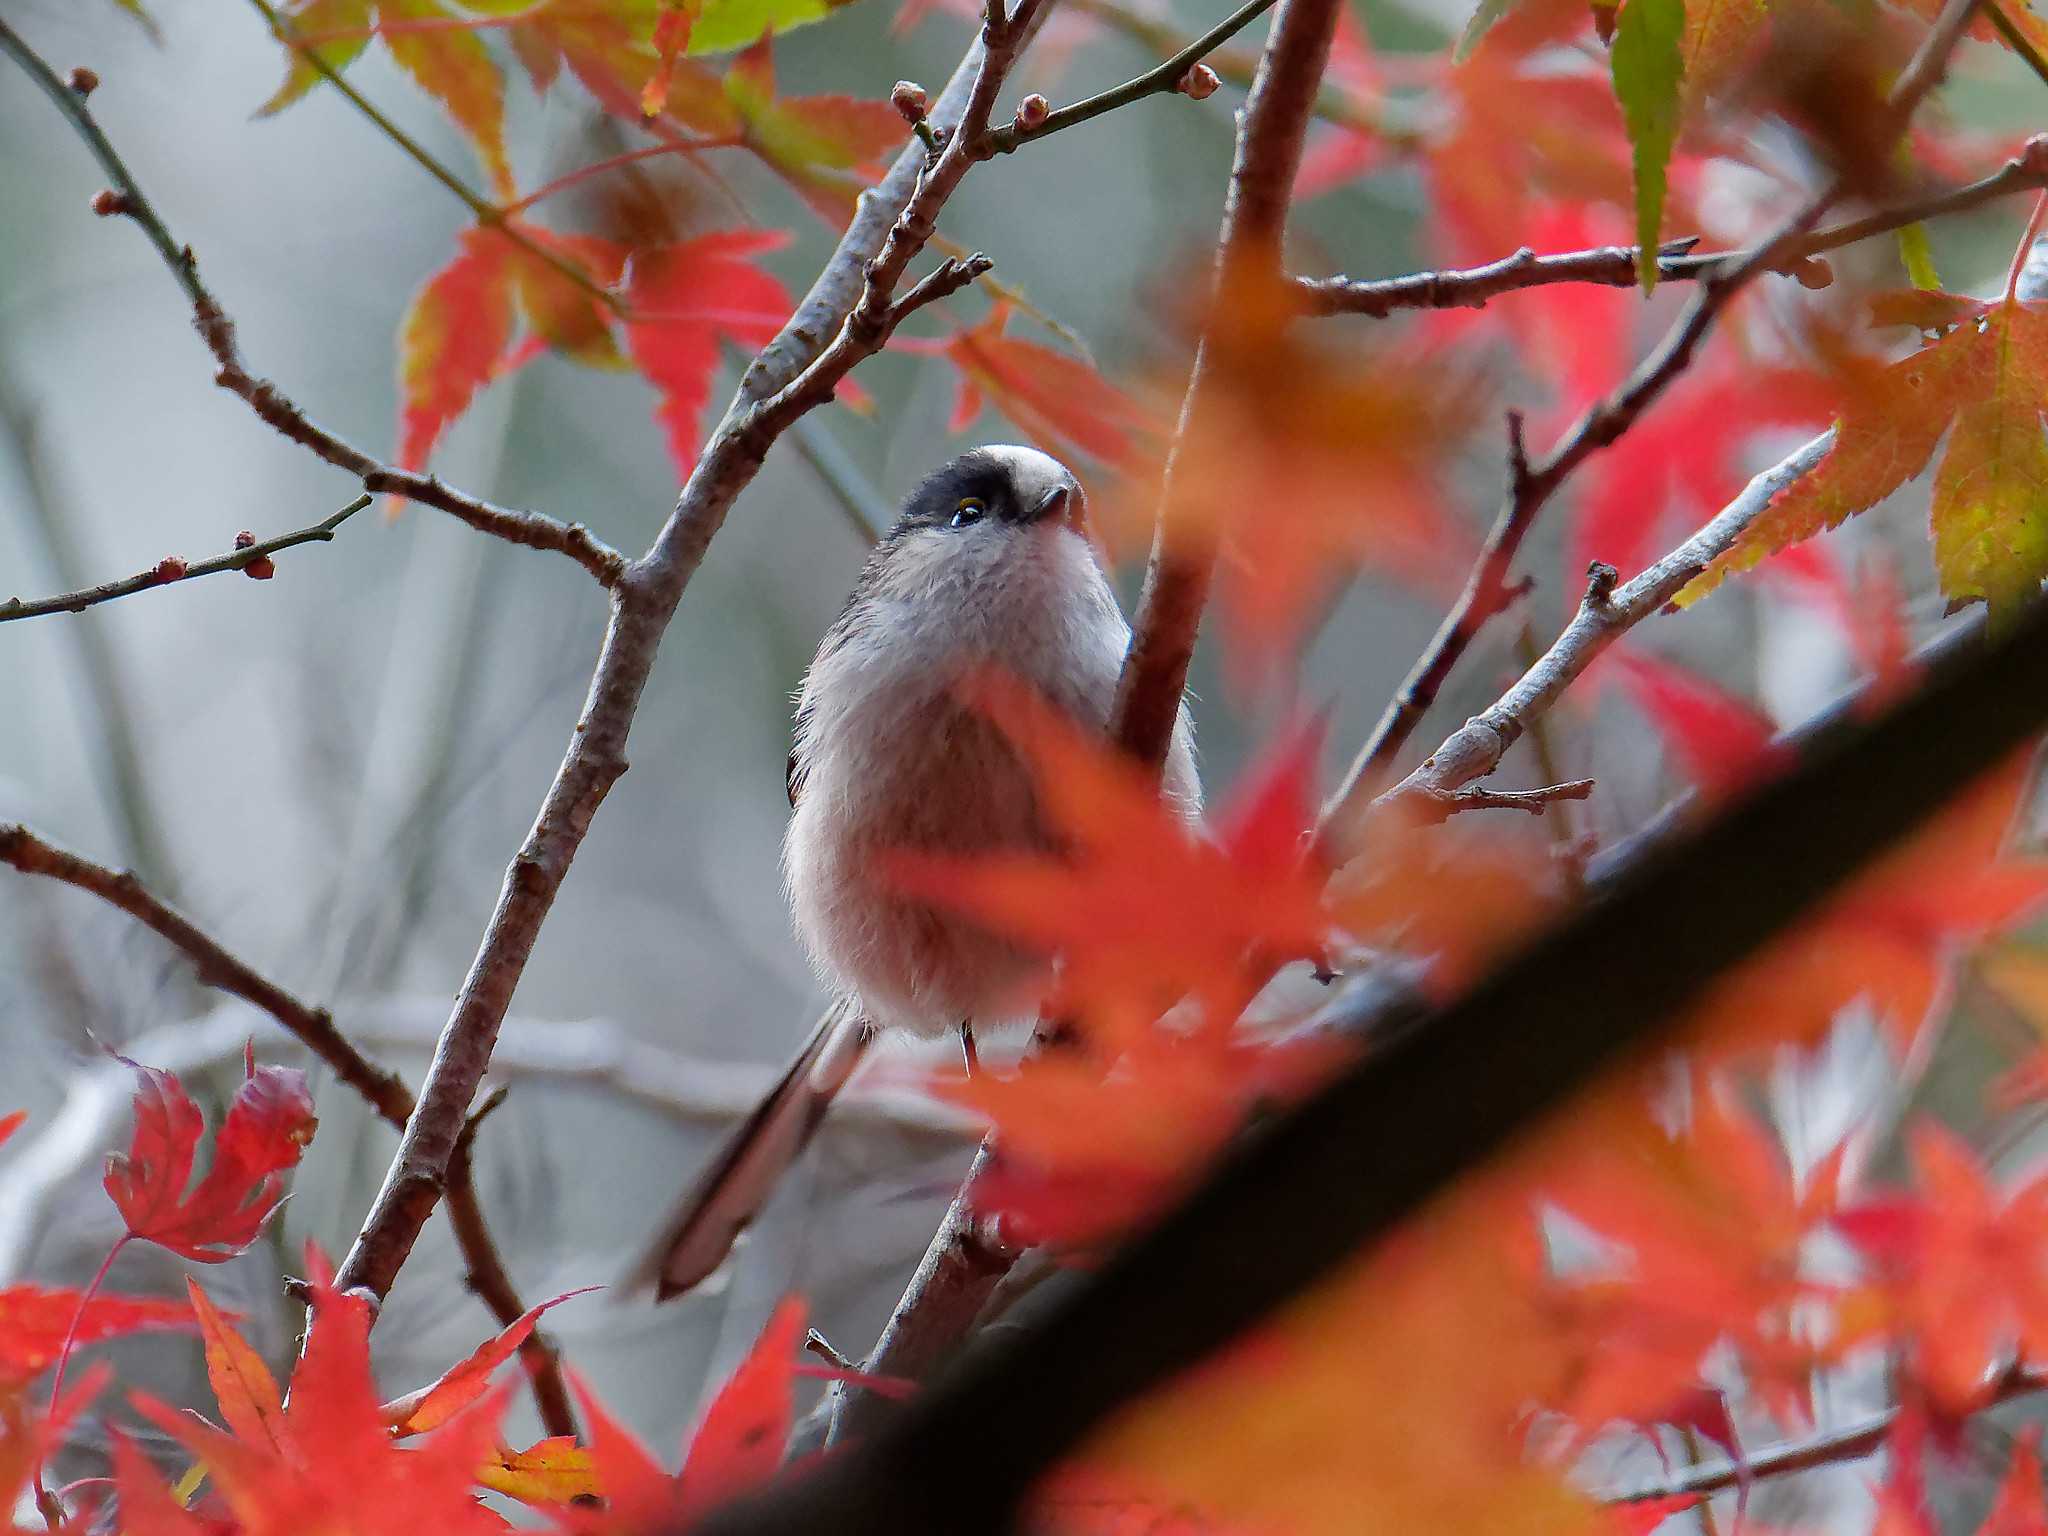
(327, 2), (1058, 1311)
(1296, 132), (2048, 317)
(0, 824), (580, 1441)
(0, 16), (626, 588)
(0, 493), (370, 624)
(1364, 433), (1827, 822)
(693, 415), (2048, 1536)
(816, 0), (1346, 1453)
(1318, 415), (1544, 823)
(1111, 0), (1343, 771)
(979, 0), (1281, 154)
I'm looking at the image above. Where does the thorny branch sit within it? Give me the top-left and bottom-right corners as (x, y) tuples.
(0, 494), (370, 624)
(0, 825), (581, 1441)
(327, 1), (1060, 1310)
(1297, 132), (2048, 317)
(0, 15), (626, 588)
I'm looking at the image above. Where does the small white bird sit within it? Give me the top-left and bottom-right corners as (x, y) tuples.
(635, 445), (1200, 1300)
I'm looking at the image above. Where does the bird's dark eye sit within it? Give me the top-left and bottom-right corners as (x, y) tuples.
(949, 497), (987, 529)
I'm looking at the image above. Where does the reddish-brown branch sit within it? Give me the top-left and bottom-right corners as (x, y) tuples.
(1296, 134), (2048, 318)
(1112, 0), (1344, 771)
(1317, 416), (1544, 823)
(0, 823), (581, 1441)
(0, 16), (624, 588)
(0, 494), (369, 624)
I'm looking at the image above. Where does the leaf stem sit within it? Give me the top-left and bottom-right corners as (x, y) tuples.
(2007, 188), (2048, 298)
(34, 1235), (127, 1519)
(240, 0), (624, 314)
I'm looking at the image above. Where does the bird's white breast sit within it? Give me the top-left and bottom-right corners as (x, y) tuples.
(783, 523), (1196, 1035)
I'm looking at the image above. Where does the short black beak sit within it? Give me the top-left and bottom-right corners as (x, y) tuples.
(1026, 485), (1073, 525)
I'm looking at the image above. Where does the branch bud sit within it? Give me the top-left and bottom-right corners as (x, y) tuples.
(891, 80), (930, 124)
(152, 557), (187, 583)
(89, 188), (134, 218)
(1015, 93), (1050, 132)
(67, 66), (99, 97)
(1176, 63), (1221, 101)
(234, 531), (277, 579)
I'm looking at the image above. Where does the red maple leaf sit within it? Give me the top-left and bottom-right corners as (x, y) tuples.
(548, 1298), (807, 1521)
(128, 1249), (511, 1536)
(944, 305), (1157, 471)
(1837, 1123), (2048, 1415)
(104, 1050), (316, 1264)
(0, 1286), (194, 1387)
(622, 230), (793, 478)
(1608, 649), (1786, 800)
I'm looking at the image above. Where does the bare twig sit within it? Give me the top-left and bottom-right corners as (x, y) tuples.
(1366, 434), (1829, 823)
(1112, 0), (1344, 771)
(0, 16), (626, 587)
(0, 824), (582, 1440)
(0, 494), (370, 623)
(694, 461), (2048, 1536)
(1064, 0), (1403, 141)
(445, 1089), (580, 1442)
(327, 3), (1058, 1310)
(0, 824), (413, 1124)
(1318, 415), (1545, 824)
(1403, 778), (1597, 822)
(1297, 134), (2048, 317)
(980, 0), (1281, 153)
(1335, 0), (1979, 841)
(1604, 1368), (2048, 1504)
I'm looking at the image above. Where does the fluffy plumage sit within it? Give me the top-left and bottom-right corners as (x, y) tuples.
(635, 445), (1199, 1299)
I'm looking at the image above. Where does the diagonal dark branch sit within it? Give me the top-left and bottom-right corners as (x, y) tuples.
(0, 494), (370, 623)
(692, 480), (2048, 1536)
(1296, 132), (2048, 318)
(0, 15), (626, 588)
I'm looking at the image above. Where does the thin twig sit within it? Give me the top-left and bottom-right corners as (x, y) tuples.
(1318, 414), (1544, 824)
(444, 1089), (581, 1442)
(0, 494), (369, 623)
(1366, 435), (1829, 825)
(1064, 0), (1404, 141)
(327, 1), (1061, 1310)
(1297, 135), (2048, 316)
(0, 15), (626, 587)
(1337, 0), (1981, 843)
(0, 824), (414, 1125)
(0, 824), (582, 1440)
(981, 0), (1282, 154)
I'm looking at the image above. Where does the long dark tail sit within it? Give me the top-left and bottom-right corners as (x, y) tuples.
(627, 998), (871, 1302)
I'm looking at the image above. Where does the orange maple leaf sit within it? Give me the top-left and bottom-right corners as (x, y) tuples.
(1686, 292), (2048, 622)
(131, 1250), (509, 1535)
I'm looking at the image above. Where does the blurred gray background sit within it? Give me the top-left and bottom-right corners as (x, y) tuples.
(0, 0), (2042, 1478)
